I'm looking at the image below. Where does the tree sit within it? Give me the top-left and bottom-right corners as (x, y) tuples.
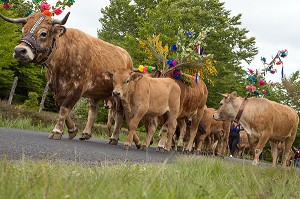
(99, 0), (258, 108)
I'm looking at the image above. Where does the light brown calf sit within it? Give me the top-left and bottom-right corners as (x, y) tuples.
(105, 69), (181, 151)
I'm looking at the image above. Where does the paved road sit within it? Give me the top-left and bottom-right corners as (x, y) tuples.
(0, 127), (271, 166)
(0, 127), (180, 165)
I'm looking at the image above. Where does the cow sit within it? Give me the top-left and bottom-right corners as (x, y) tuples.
(213, 91), (299, 168)
(194, 106), (230, 156)
(104, 69), (181, 151)
(153, 71), (208, 152)
(0, 12), (133, 141)
(236, 130), (255, 158)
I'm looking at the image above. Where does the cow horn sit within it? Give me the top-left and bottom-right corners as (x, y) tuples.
(52, 12), (70, 25)
(217, 92), (228, 97)
(0, 13), (27, 24)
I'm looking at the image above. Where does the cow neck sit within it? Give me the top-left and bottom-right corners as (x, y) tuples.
(234, 97), (248, 123)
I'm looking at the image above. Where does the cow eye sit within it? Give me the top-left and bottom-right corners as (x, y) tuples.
(220, 102), (223, 106)
(40, 32), (47, 37)
(125, 80), (130, 84)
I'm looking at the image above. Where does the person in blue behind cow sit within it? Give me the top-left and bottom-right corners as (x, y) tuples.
(228, 121), (241, 157)
(295, 144), (300, 167)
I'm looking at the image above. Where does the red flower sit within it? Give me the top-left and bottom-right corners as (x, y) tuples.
(43, 10), (53, 17)
(276, 61), (282, 65)
(248, 69), (254, 74)
(2, 3), (10, 9)
(53, 8), (63, 15)
(40, 3), (51, 12)
(259, 80), (265, 86)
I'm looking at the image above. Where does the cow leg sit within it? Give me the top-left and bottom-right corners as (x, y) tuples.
(106, 109), (113, 137)
(185, 108), (204, 152)
(282, 136), (296, 168)
(142, 117), (158, 150)
(164, 117), (178, 152)
(252, 131), (270, 165)
(157, 125), (168, 151)
(66, 115), (78, 139)
(124, 114), (143, 149)
(176, 119), (187, 151)
(269, 140), (279, 167)
(80, 98), (99, 140)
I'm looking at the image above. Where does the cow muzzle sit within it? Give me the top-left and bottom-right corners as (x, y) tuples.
(13, 45), (34, 62)
(112, 91), (121, 98)
(212, 113), (220, 120)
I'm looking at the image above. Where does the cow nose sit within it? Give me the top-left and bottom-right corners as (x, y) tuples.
(113, 91), (120, 97)
(14, 47), (27, 57)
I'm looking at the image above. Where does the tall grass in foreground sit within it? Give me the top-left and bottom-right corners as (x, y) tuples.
(0, 156), (299, 199)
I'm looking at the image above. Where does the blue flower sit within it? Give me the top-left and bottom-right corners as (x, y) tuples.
(167, 60), (174, 66)
(171, 44), (177, 52)
(186, 31), (192, 38)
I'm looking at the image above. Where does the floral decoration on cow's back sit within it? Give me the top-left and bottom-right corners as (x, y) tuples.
(138, 27), (217, 86)
(1, 0), (74, 17)
(245, 49), (288, 97)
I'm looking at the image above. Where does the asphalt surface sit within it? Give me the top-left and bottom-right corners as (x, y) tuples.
(0, 127), (272, 167)
(0, 127), (180, 165)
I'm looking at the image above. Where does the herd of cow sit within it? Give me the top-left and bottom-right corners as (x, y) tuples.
(0, 12), (299, 168)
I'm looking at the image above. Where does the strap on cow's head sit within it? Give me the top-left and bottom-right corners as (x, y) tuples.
(19, 15), (59, 65)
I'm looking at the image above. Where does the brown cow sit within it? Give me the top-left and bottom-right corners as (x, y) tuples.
(0, 12), (133, 141)
(155, 72), (208, 152)
(183, 106), (230, 156)
(213, 91), (299, 168)
(104, 69), (181, 151)
(103, 96), (123, 137)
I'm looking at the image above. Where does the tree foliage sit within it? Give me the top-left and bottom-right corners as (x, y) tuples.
(99, 0), (258, 108)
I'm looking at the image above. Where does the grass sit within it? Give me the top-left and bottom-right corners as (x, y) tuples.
(1, 101), (300, 198)
(0, 156), (299, 199)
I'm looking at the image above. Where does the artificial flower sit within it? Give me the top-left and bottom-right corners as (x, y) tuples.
(40, 2), (51, 12)
(43, 10), (53, 17)
(167, 60), (174, 67)
(173, 69), (181, 79)
(259, 80), (265, 86)
(245, 85), (251, 90)
(270, 70), (276, 74)
(138, 65), (144, 73)
(53, 8), (63, 15)
(143, 66), (148, 73)
(186, 31), (192, 38)
(280, 49), (288, 58)
(251, 86), (256, 92)
(262, 90), (267, 95)
(148, 66), (153, 73)
(248, 69), (254, 74)
(172, 59), (177, 67)
(2, 3), (10, 9)
(171, 44), (177, 52)
(276, 61), (282, 65)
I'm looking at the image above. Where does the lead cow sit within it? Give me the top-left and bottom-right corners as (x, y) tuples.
(213, 91), (299, 168)
(0, 12), (133, 140)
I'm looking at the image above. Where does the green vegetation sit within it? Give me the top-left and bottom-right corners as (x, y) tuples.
(0, 156), (299, 199)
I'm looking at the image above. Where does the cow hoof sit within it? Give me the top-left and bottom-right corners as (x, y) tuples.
(108, 138), (118, 145)
(140, 145), (148, 151)
(156, 146), (163, 152)
(150, 139), (154, 145)
(48, 132), (54, 139)
(194, 150), (201, 155)
(79, 133), (91, 140)
(162, 148), (170, 154)
(68, 128), (78, 139)
(135, 143), (141, 150)
(52, 132), (63, 140)
(124, 145), (130, 150)
(177, 146), (183, 152)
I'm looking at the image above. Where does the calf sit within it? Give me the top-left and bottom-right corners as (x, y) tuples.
(104, 69), (181, 151)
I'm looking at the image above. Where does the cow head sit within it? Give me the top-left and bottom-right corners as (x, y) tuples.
(0, 12), (70, 63)
(103, 69), (143, 99)
(213, 91), (239, 121)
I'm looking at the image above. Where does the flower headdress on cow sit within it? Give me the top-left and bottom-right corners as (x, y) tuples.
(1, 0), (75, 17)
(138, 27), (217, 86)
(245, 49), (288, 97)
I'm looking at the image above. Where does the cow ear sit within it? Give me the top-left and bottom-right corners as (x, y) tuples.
(102, 71), (113, 81)
(229, 91), (237, 101)
(130, 72), (143, 82)
(53, 25), (66, 38)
